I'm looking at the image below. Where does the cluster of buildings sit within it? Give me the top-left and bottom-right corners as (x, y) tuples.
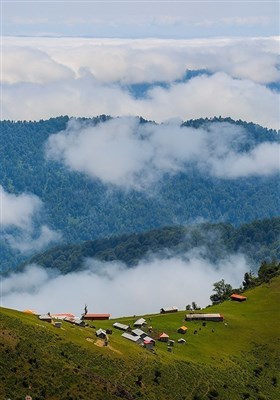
(28, 295), (246, 352)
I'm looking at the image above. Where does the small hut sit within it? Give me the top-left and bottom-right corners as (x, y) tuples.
(178, 338), (186, 344)
(159, 332), (169, 342)
(230, 294), (247, 302)
(134, 318), (146, 327)
(177, 326), (188, 334)
(96, 329), (107, 339)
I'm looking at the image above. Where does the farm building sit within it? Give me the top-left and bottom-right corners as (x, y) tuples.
(132, 328), (147, 338)
(160, 306), (178, 314)
(134, 318), (146, 327)
(122, 333), (142, 344)
(51, 313), (75, 319)
(54, 322), (62, 328)
(177, 326), (188, 334)
(143, 339), (154, 350)
(39, 314), (52, 323)
(159, 332), (169, 342)
(185, 313), (224, 322)
(82, 313), (110, 320)
(230, 294), (247, 302)
(178, 338), (186, 344)
(113, 322), (129, 331)
(96, 329), (107, 338)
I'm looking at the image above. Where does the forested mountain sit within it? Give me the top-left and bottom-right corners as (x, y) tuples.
(19, 217), (280, 274)
(1, 116), (279, 272)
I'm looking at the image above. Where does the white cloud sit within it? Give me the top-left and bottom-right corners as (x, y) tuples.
(45, 118), (280, 190)
(0, 185), (42, 229)
(6, 225), (62, 254)
(1, 37), (279, 127)
(1, 253), (248, 317)
(2, 46), (74, 84)
(0, 186), (61, 253)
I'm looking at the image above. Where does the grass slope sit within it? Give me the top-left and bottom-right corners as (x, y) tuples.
(1, 278), (280, 400)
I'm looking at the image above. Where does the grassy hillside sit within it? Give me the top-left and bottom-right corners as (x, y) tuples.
(1, 277), (280, 400)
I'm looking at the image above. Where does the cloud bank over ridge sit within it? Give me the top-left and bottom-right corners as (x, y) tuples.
(2, 37), (280, 128)
(1, 252), (248, 317)
(46, 118), (280, 190)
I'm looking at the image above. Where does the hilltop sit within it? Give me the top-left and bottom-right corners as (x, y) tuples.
(1, 276), (280, 400)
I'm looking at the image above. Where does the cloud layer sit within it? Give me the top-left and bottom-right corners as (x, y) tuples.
(0, 185), (42, 229)
(1, 252), (248, 317)
(0, 186), (61, 253)
(2, 37), (280, 128)
(46, 118), (280, 189)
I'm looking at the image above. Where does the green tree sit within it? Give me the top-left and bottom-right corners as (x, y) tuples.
(210, 279), (233, 304)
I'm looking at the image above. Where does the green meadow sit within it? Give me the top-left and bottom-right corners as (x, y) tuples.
(1, 277), (279, 400)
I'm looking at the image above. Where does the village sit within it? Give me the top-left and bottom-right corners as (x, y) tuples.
(24, 293), (247, 353)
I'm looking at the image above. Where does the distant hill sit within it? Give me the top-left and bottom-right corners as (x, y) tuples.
(1, 276), (279, 400)
(18, 217), (280, 274)
(1, 116), (279, 272)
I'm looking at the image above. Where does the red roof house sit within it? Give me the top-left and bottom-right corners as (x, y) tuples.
(159, 332), (169, 342)
(82, 313), (110, 320)
(230, 294), (247, 302)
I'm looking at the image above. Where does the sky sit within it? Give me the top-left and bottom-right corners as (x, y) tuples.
(2, 1), (279, 38)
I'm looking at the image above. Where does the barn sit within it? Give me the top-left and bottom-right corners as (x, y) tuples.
(185, 313), (224, 322)
(160, 306), (178, 314)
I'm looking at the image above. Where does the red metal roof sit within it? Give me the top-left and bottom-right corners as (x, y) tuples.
(159, 332), (169, 338)
(230, 294), (247, 300)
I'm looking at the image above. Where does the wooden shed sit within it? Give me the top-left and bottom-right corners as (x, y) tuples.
(230, 294), (247, 302)
(177, 326), (188, 334)
(159, 332), (169, 342)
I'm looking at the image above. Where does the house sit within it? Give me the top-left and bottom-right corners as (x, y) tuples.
(178, 338), (186, 344)
(177, 326), (188, 334)
(143, 339), (154, 350)
(158, 332), (169, 342)
(134, 318), (146, 327)
(82, 313), (110, 320)
(160, 306), (178, 314)
(96, 329), (107, 339)
(51, 313), (75, 320)
(121, 333), (142, 344)
(185, 313), (224, 322)
(132, 328), (147, 338)
(113, 322), (129, 331)
(230, 294), (247, 302)
(39, 314), (52, 323)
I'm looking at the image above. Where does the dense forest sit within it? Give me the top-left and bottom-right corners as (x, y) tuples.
(18, 217), (280, 274)
(1, 116), (279, 272)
